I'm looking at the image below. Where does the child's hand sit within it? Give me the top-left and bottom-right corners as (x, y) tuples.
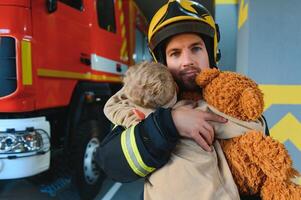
(132, 109), (145, 120)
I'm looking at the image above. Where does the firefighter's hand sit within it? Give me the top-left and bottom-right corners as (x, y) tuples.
(171, 104), (227, 152)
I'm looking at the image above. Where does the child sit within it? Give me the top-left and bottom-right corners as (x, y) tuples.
(104, 61), (177, 128)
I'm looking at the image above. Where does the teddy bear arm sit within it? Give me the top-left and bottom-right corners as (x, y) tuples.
(239, 131), (299, 181)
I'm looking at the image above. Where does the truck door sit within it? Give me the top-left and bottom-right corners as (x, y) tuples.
(90, 0), (128, 76)
(31, 0), (91, 108)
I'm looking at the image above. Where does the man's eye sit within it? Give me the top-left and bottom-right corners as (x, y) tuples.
(169, 52), (180, 57)
(192, 46), (202, 52)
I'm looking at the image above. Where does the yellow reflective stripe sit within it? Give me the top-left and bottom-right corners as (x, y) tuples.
(37, 68), (122, 82)
(117, 0), (122, 10)
(117, 0), (128, 62)
(121, 129), (146, 177)
(216, 0), (238, 4)
(238, 0), (248, 29)
(129, 126), (155, 173)
(120, 12), (124, 26)
(121, 126), (155, 177)
(21, 40), (32, 85)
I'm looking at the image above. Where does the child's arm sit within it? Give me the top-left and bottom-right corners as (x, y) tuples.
(104, 87), (141, 128)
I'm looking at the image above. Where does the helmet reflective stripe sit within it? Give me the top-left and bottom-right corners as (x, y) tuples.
(148, 0), (220, 66)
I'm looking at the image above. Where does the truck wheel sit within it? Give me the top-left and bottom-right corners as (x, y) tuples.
(71, 120), (108, 200)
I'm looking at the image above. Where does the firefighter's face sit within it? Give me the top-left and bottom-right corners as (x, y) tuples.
(165, 33), (210, 91)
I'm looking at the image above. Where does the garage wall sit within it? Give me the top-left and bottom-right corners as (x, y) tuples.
(215, 0), (238, 71)
(236, 0), (301, 183)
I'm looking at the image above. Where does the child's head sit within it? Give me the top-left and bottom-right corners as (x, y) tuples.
(123, 61), (177, 109)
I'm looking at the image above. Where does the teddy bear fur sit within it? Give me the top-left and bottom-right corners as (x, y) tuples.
(195, 68), (301, 200)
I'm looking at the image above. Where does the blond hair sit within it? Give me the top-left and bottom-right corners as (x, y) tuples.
(123, 61), (177, 108)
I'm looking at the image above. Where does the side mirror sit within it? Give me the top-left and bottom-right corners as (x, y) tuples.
(46, 0), (57, 13)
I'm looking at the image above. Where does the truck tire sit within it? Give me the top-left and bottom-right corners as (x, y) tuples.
(70, 119), (108, 200)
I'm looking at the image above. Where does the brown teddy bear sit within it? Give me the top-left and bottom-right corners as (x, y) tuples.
(195, 68), (301, 200)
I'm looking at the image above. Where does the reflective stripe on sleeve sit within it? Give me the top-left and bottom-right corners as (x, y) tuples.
(121, 126), (155, 177)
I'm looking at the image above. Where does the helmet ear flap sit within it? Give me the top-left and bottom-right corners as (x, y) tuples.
(215, 23), (221, 62)
(152, 41), (167, 64)
(216, 49), (221, 62)
(215, 23), (220, 42)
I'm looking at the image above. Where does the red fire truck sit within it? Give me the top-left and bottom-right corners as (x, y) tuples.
(0, 0), (149, 199)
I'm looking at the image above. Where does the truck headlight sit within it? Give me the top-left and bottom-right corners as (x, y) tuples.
(0, 129), (50, 154)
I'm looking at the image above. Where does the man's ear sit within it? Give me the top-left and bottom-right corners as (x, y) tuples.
(195, 68), (220, 87)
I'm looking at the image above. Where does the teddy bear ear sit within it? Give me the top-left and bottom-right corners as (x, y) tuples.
(240, 87), (264, 120)
(195, 68), (220, 87)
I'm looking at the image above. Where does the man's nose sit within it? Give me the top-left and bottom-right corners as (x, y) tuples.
(181, 50), (194, 67)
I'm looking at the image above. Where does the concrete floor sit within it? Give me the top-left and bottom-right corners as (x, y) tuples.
(0, 177), (143, 200)
(0, 151), (143, 200)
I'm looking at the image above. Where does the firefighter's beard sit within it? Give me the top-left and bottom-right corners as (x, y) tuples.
(174, 67), (200, 92)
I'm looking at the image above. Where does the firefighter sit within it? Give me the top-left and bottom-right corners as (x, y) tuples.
(95, 0), (225, 178)
(94, 0), (264, 199)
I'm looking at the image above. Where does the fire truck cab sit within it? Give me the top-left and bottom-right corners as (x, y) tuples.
(0, 0), (149, 199)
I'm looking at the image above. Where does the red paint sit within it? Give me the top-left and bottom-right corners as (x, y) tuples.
(0, 0), (147, 112)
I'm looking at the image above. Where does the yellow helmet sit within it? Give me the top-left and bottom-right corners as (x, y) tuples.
(148, 0), (220, 66)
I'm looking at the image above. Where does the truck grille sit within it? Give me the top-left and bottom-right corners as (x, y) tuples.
(0, 37), (17, 97)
